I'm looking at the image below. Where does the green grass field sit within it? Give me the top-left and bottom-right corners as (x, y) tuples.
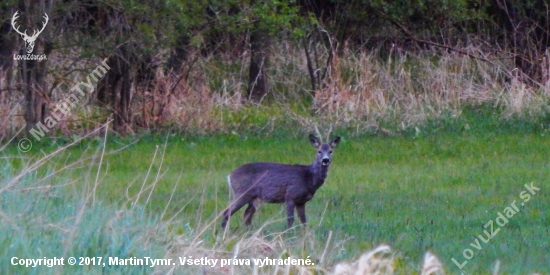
(1, 126), (549, 274)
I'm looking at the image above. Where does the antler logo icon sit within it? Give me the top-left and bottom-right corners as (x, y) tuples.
(11, 11), (49, 54)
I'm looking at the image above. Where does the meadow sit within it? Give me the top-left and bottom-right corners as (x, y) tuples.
(2, 36), (550, 274)
(1, 114), (549, 274)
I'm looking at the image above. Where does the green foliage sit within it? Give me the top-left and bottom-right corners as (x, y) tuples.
(252, 0), (303, 36)
(164, 0), (304, 53)
(371, 0), (475, 22)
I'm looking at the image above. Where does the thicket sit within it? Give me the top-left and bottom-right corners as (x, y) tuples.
(0, 0), (549, 139)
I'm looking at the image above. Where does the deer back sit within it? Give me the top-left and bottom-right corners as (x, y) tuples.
(229, 162), (314, 202)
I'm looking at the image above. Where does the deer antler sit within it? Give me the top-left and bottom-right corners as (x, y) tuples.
(314, 123), (323, 142)
(326, 124), (333, 142)
(313, 124), (334, 142)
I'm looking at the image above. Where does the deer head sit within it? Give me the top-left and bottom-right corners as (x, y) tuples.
(11, 11), (49, 54)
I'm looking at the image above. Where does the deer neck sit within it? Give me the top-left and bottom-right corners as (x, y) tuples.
(309, 161), (329, 190)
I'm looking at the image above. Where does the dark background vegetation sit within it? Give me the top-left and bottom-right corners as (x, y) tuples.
(0, 0), (549, 137)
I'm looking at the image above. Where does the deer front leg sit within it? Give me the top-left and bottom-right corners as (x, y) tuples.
(285, 200), (296, 228)
(296, 203), (307, 225)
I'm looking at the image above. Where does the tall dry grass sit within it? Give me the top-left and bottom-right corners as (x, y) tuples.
(125, 42), (550, 136)
(307, 45), (550, 131)
(2, 42), (550, 138)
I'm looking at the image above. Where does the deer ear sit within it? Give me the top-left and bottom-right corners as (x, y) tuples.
(330, 136), (341, 148)
(309, 134), (321, 147)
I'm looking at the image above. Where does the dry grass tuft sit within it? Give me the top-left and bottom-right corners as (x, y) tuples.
(420, 251), (445, 275)
(333, 244), (394, 275)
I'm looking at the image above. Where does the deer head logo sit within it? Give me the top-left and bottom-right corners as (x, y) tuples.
(11, 11), (49, 54)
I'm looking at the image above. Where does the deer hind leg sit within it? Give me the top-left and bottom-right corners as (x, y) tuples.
(243, 198), (260, 227)
(221, 197), (249, 228)
(243, 203), (256, 227)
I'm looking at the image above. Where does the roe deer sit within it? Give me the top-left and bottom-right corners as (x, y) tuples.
(221, 134), (341, 228)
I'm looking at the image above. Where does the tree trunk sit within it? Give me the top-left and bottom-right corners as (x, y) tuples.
(247, 10), (270, 103)
(97, 47), (132, 133)
(18, 3), (51, 135)
(0, 16), (16, 97)
(168, 34), (190, 73)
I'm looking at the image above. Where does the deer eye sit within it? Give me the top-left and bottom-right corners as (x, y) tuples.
(318, 151), (322, 154)
(329, 150), (333, 154)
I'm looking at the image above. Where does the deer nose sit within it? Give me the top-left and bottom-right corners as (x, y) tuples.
(322, 158), (330, 165)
